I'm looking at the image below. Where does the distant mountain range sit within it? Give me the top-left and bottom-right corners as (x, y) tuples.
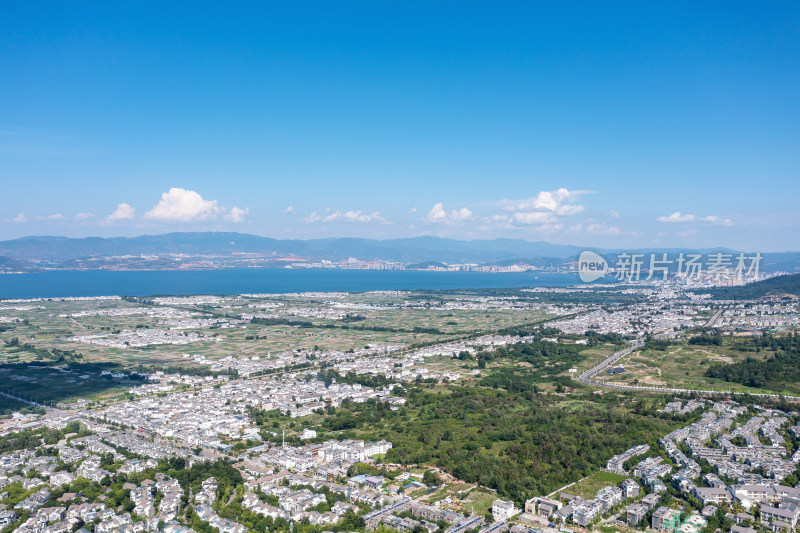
(0, 233), (586, 267)
(0, 232), (798, 272)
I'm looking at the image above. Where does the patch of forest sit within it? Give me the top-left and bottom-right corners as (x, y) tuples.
(266, 385), (684, 504)
(705, 333), (800, 393)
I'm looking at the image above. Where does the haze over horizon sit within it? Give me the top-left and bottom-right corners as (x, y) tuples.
(2, 2), (798, 251)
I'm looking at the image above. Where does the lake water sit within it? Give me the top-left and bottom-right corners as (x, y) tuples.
(0, 269), (580, 299)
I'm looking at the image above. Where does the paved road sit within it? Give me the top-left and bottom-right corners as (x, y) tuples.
(704, 307), (725, 327)
(577, 339), (800, 402)
(577, 339), (643, 385)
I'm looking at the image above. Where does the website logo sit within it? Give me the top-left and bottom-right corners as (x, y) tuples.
(578, 250), (608, 282)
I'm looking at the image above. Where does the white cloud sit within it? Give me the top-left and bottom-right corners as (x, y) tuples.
(555, 204), (585, 216)
(144, 188), (220, 222)
(323, 210), (387, 223)
(37, 213), (65, 221)
(11, 212), (27, 223)
(699, 215), (734, 226)
(528, 223), (563, 232)
(74, 212), (94, 221)
(657, 211), (695, 223)
(224, 207), (249, 223)
(284, 206), (294, 214)
(425, 202), (473, 224)
(478, 214), (516, 231)
(586, 223), (621, 235)
(608, 209), (620, 218)
(498, 188), (586, 228)
(303, 209), (387, 224)
(303, 212), (323, 223)
(500, 188), (587, 215)
(107, 203), (136, 221)
(513, 211), (557, 225)
(658, 211), (733, 226)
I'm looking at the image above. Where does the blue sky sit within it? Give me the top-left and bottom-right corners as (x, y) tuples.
(1, 2), (798, 251)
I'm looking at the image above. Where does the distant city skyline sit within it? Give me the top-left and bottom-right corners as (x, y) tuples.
(1, 2), (799, 251)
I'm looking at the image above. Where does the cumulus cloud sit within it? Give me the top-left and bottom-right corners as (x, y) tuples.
(303, 209), (387, 224)
(144, 188), (220, 222)
(284, 206), (294, 214)
(224, 206), (249, 223)
(74, 212), (94, 221)
(37, 213), (65, 221)
(477, 214), (517, 232)
(425, 202), (473, 224)
(11, 212), (27, 223)
(512, 211), (557, 225)
(658, 211), (733, 226)
(657, 211), (695, 223)
(107, 203), (136, 221)
(326, 210), (386, 223)
(500, 188), (587, 216)
(498, 188), (587, 227)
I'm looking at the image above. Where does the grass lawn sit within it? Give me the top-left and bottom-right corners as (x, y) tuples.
(462, 487), (500, 515)
(596, 523), (640, 533)
(563, 471), (628, 500)
(423, 482), (476, 504)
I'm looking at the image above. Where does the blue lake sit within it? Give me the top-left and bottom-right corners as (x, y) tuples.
(0, 269), (580, 299)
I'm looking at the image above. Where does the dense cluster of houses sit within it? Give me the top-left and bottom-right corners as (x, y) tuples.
(717, 303), (800, 331)
(512, 400), (800, 533)
(259, 439), (392, 474)
(86, 373), (402, 450)
(661, 400), (705, 416)
(551, 305), (705, 337)
(69, 329), (204, 349)
(606, 444), (650, 474)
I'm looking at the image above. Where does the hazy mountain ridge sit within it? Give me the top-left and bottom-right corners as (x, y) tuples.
(0, 232), (798, 272)
(0, 233), (586, 265)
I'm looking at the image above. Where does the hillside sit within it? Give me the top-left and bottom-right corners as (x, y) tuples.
(705, 334), (800, 393)
(0, 256), (39, 273)
(710, 273), (800, 300)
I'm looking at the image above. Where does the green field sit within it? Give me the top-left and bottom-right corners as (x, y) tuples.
(595, 339), (783, 394)
(1, 292), (559, 367)
(0, 362), (143, 406)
